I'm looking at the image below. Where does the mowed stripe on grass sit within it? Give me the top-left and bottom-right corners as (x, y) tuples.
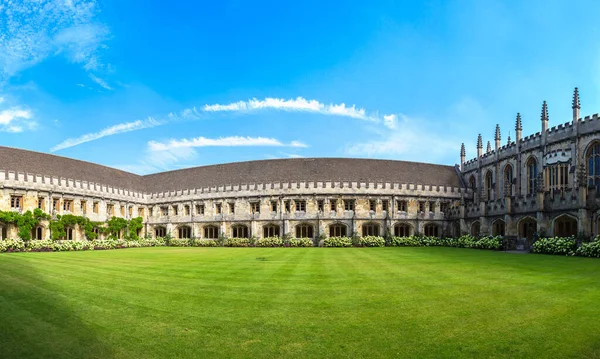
(1, 247), (600, 359)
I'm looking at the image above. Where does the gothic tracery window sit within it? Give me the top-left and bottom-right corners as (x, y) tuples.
(527, 157), (538, 195)
(587, 143), (600, 191)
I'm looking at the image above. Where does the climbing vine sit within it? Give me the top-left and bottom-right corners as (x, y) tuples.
(0, 208), (50, 241)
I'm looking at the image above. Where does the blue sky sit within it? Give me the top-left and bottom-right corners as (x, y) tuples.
(1, 0), (599, 174)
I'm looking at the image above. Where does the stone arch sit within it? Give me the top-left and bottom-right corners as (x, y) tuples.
(262, 223), (280, 238)
(423, 223), (440, 238)
(154, 226), (167, 238)
(177, 225), (192, 239)
(31, 225), (45, 240)
(0, 224), (7, 239)
(295, 222), (314, 238)
(491, 218), (506, 236)
(468, 175), (476, 190)
(65, 226), (75, 240)
(393, 222), (413, 237)
(231, 224), (249, 238)
(361, 222), (380, 237)
(518, 216), (537, 241)
(329, 222), (348, 237)
(451, 221), (461, 237)
(203, 225), (219, 239)
(552, 214), (578, 237)
(470, 220), (481, 237)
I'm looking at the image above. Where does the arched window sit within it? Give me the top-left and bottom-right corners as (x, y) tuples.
(263, 224), (280, 238)
(329, 224), (347, 237)
(527, 157), (538, 195)
(232, 225), (249, 238)
(204, 225), (219, 239)
(362, 223), (380, 237)
(32, 227), (44, 240)
(553, 215), (577, 237)
(394, 223), (411, 237)
(469, 175), (476, 190)
(492, 220), (506, 236)
(504, 164), (513, 196)
(66, 227), (74, 241)
(587, 142), (600, 191)
(295, 224), (314, 238)
(452, 222), (461, 237)
(485, 171), (493, 201)
(0, 226), (6, 240)
(424, 224), (439, 237)
(471, 221), (481, 237)
(155, 226), (166, 238)
(178, 226), (191, 239)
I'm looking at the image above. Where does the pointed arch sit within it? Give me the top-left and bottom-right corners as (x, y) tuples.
(468, 175), (476, 190)
(484, 170), (493, 201)
(585, 140), (600, 191)
(552, 214), (578, 237)
(329, 222), (347, 237)
(393, 222), (413, 237)
(492, 218), (506, 236)
(177, 225), (192, 239)
(203, 225), (219, 239)
(503, 163), (513, 196)
(295, 222), (314, 238)
(361, 222), (380, 237)
(231, 224), (249, 238)
(263, 223), (280, 238)
(517, 216), (537, 240)
(154, 226), (167, 238)
(470, 221), (481, 237)
(424, 223), (440, 237)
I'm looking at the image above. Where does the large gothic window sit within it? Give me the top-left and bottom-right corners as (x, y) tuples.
(178, 226), (191, 239)
(546, 163), (569, 191)
(554, 215), (578, 237)
(362, 223), (379, 237)
(504, 164), (513, 196)
(394, 223), (411, 237)
(485, 171), (493, 201)
(527, 157), (538, 195)
(204, 225), (219, 239)
(263, 224), (280, 238)
(232, 225), (249, 238)
(329, 224), (347, 237)
(587, 143), (600, 191)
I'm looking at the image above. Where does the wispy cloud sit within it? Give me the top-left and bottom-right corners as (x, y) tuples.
(148, 136), (306, 152)
(202, 97), (391, 124)
(345, 114), (460, 164)
(50, 117), (161, 152)
(88, 73), (112, 90)
(0, 0), (111, 83)
(115, 135), (306, 174)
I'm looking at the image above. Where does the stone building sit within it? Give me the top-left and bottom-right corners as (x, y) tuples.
(452, 88), (600, 242)
(1, 87), (597, 244)
(0, 151), (468, 241)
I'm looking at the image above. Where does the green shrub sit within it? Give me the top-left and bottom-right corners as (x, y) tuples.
(288, 238), (313, 247)
(256, 237), (283, 247)
(532, 237), (577, 256)
(192, 239), (220, 247)
(224, 238), (251, 247)
(577, 237), (600, 257)
(354, 236), (385, 247)
(0, 239), (26, 252)
(322, 237), (352, 247)
(169, 238), (191, 247)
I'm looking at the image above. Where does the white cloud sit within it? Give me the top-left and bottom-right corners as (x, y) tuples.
(203, 97), (377, 122)
(148, 136), (304, 152)
(50, 117), (161, 152)
(88, 73), (112, 90)
(0, 0), (110, 83)
(0, 107), (36, 132)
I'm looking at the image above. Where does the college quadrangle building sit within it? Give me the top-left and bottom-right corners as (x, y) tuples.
(1, 88), (599, 245)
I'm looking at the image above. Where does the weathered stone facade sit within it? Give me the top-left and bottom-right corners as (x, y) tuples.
(0, 155), (469, 241)
(452, 88), (600, 243)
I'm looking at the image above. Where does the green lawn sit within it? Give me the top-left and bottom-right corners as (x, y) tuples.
(1, 248), (600, 359)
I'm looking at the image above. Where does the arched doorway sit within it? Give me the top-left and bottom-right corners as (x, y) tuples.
(553, 215), (577, 237)
(492, 219), (506, 236)
(471, 221), (481, 237)
(519, 217), (537, 241)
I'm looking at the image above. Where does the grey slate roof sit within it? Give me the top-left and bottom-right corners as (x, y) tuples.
(0, 147), (462, 193)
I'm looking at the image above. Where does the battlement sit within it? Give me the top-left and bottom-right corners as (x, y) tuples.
(0, 170), (146, 202)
